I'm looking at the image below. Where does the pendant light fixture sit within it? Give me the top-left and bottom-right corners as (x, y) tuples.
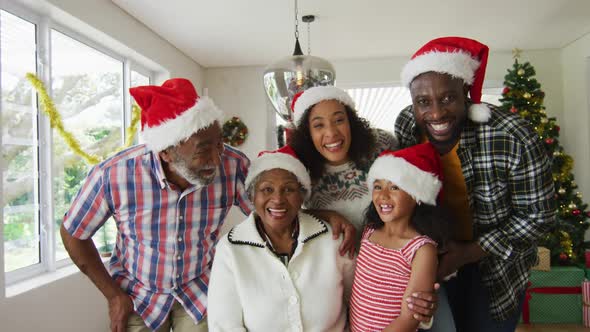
(263, 0), (336, 123)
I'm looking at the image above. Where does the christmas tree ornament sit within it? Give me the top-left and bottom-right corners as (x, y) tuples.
(553, 151), (561, 157)
(558, 188), (566, 195)
(523, 92), (532, 99)
(502, 87), (510, 95)
(541, 118), (548, 124)
(510, 106), (518, 113)
(577, 192), (583, 199)
(545, 138), (554, 145)
(573, 209), (582, 216)
(569, 203), (577, 209)
(555, 125), (560, 132)
(518, 68), (525, 76)
(559, 252), (568, 262)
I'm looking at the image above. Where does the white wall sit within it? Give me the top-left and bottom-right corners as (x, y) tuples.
(0, 1), (205, 331)
(562, 33), (590, 200)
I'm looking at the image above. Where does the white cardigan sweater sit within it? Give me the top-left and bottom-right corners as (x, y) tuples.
(208, 212), (355, 332)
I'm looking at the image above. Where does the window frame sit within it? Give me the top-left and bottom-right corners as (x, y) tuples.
(1, 2), (155, 286)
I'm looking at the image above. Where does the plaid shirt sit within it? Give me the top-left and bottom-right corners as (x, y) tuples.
(395, 104), (556, 321)
(63, 144), (252, 330)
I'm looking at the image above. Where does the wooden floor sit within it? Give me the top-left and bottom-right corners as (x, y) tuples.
(516, 324), (589, 331)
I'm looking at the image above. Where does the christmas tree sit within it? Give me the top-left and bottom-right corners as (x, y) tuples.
(499, 49), (590, 265)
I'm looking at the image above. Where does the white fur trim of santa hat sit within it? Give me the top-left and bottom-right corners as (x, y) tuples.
(401, 51), (480, 88)
(141, 96), (224, 152)
(367, 155), (442, 206)
(293, 86), (355, 125)
(245, 152), (311, 200)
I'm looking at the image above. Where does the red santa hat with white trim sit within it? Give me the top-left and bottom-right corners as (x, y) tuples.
(401, 36), (491, 123)
(245, 145), (311, 199)
(291, 86), (355, 125)
(368, 143), (443, 206)
(129, 78), (224, 152)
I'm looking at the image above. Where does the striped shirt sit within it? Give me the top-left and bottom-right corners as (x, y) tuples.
(395, 104), (556, 320)
(62, 144), (252, 330)
(349, 228), (436, 332)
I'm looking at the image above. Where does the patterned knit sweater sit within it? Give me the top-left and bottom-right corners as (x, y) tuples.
(305, 129), (398, 233)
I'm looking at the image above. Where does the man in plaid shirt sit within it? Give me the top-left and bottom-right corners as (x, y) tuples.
(396, 37), (556, 332)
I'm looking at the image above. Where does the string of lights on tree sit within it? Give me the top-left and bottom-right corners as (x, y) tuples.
(499, 49), (589, 265)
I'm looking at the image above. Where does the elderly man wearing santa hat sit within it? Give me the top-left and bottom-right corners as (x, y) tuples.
(60, 78), (355, 332)
(395, 37), (556, 332)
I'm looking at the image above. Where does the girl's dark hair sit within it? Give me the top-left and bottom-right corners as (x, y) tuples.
(288, 105), (377, 181)
(364, 202), (450, 247)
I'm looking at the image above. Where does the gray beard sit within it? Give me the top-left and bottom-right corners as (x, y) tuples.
(170, 160), (217, 187)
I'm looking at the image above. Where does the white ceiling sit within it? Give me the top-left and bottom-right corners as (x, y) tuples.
(112, 0), (590, 68)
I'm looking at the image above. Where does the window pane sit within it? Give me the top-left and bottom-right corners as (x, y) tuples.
(1, 10), (40, 272)
(51, 30), (124, 260)
(345, 86), (411, 133)
(130, 70), (150, 88)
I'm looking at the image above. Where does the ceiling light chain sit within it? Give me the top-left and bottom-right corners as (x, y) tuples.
(294, 0), (299, 40)
(307, 19), (311, 55)
(302, 15), (315, 56)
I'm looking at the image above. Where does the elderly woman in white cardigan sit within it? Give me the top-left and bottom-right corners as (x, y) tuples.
(208, 145), (355, 332)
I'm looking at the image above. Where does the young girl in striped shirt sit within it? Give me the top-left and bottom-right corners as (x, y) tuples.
(349, 143), (449, 332)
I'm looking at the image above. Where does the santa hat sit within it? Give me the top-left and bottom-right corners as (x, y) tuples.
(291, 86), (355, 125)
(401, 36), (491, 123)
(129, 78), (224, 152)
(245, 145), (311, 199)
(368, 143), (443, 206)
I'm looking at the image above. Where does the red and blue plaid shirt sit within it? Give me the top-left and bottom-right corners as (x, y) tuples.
(63, 144), (252, 330)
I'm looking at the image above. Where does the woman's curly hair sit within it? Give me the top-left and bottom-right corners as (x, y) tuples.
(288, 105), (377, 181)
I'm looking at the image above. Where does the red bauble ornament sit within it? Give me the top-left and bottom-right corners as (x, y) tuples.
(573, 209), (582, 216)
(502, 87), (510, 95)
(559, 252), (568, 262)
(510, 106), (518, 113)
(587, 211), (590, 218)
(555, 125), (560, 132)
(545, 138), (554, 145)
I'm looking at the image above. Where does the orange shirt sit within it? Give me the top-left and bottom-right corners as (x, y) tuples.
(440, 143), (473, 241)
(420, 136), (473, 241)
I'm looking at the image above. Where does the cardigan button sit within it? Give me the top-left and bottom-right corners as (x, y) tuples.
(289, 296), (298, 305)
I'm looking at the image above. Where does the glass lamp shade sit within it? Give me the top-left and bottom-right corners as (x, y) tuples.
(263, 54), (335, 122)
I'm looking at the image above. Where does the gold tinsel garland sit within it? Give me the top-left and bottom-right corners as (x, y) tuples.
(26, 73), (141, 165)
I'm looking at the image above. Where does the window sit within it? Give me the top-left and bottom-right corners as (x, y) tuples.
(51, 29), (124, 261)
(1, 5), (154, 283)
(345, 86), (411, 133)
(1, 10), (39, 273)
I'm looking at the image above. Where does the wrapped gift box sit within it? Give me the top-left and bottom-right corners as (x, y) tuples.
(522, 266), (583, 324)
(583, 280), (590, 327)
